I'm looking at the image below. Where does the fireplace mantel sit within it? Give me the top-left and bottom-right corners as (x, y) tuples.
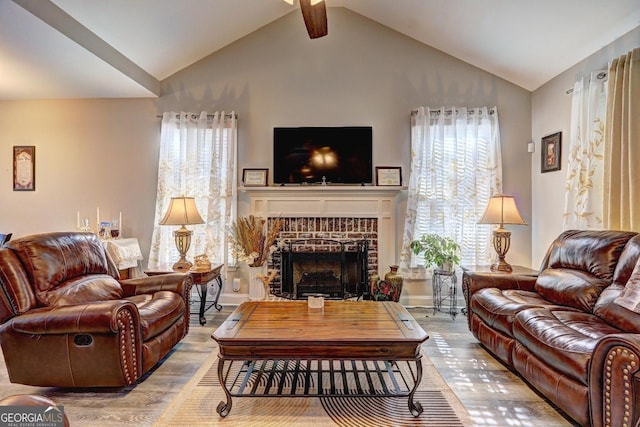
(242, 185), (405, 282)
(241, 185), (405, 197)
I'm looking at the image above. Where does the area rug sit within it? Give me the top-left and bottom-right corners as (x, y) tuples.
(154, 347), (471, 426)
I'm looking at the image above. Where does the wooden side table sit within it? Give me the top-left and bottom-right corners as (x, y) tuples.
(145, 263), (224, 325)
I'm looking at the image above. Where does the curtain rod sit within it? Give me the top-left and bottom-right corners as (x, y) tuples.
(410, 107), (495, 116)
(565, 70), (607, 95)
(156, 113), (237, 119)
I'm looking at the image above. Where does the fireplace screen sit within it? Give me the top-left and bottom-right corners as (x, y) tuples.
(276, 239), (368, 299)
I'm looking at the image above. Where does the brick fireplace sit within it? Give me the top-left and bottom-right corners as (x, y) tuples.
(242, 186), (403, 298)
(269, 217), (376, 298)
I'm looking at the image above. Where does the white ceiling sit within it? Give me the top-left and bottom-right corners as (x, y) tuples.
(1, 0), (639, 100)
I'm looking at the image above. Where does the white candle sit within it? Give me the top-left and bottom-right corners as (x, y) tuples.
(77, 211), (80, 229)
(119, 212), (122, 233)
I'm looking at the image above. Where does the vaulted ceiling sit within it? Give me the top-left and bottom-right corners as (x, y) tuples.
(1, 0), (639, 100)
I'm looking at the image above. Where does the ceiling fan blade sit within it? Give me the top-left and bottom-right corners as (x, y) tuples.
(299, 0), (328, 39)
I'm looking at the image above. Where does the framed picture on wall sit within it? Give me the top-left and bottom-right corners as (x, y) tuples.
(242, 168), (269, 187)
(376, 166), (402, 186)
(13, 146), (35, 191)
(541, 132), (562, 173)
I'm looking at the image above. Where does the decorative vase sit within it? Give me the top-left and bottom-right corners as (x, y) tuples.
(384, 265), (404, 302)
(369, 272), (380, 300)
(248, 265), (267, 301)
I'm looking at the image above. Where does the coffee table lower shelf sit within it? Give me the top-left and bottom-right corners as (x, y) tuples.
(216, 357), (424, 417)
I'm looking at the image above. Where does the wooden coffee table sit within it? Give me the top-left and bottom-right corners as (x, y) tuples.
(212, 300), (429, 417)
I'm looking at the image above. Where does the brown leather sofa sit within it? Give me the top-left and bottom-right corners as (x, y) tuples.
(0, 232), (192, 388)
(463, 230), (640, 427)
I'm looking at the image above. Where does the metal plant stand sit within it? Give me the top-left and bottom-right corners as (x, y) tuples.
(432, 269), (458, 320)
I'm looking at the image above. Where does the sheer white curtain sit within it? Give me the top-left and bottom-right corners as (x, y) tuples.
(563, 71), (607, 230)
(400, 107), (502, 275)
(148, 111), (237, 269)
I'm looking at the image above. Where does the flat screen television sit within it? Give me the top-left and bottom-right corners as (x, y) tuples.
(273, 127), (373, 185)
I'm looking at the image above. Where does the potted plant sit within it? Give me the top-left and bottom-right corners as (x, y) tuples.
(409, 233), (461, 271)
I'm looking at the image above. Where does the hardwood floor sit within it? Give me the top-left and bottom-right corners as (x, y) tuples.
(0, 298), (578, 426)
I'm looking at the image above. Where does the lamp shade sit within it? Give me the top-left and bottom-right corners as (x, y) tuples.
(478, 195), (526, 226)
(159, 197), (205, 226)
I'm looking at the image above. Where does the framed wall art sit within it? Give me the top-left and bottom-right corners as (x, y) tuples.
(242, 168), (269, 187)
(13, 146), (35, 191)
(541, 132), (562, 173)
(376, 166), (402, 186)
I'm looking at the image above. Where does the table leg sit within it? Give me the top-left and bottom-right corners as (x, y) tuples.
(212, 276), (223, 311)
(408, 358), (424, 417)
(216, 357), (233, 417)
(450, 272), (458, 320)
(198, 284), (207, 325)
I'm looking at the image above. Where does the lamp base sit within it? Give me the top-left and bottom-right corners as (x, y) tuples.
(172, 258), (192, 271)
(490, 259), (513, 273)
(172, 226), (193, 272)
(490, 228), (513, 273)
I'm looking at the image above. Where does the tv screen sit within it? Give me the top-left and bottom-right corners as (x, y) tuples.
(273, 127), (373, 185)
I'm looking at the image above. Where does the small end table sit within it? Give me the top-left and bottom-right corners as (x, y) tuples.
(145, 263), (224, 325)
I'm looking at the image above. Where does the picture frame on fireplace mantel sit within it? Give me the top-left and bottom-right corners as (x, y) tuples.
(242, 168), (268, 187)
(376, 166), (402, 186)
(13, 145), (35, 191)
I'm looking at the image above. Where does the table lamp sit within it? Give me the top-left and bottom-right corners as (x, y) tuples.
(478, 194), (526, 272)
(159, 196), (205, 271)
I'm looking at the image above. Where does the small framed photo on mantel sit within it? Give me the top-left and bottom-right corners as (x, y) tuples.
(376, 166), (402, 186)
(541, 132), (562, 173)
(242, 168), (268, 187)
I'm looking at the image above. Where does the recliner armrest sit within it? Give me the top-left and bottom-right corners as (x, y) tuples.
(120, 273), (192, 299)
(5, 300), (138, 334)
(590, 333), (640, 427)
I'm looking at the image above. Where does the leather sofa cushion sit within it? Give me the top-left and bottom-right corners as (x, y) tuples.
(594, 284), (640, 333)
(8, 233), (110, 300)
(545, 230), (636, 281)
(612, 234), (640, 287)
(471, 288), (559, 337)
(0, 249), (36, 318)
(127, 291), (185, 341)
(614, 257), (640, 313)
(535, 268), (608, 312)
(42, 275), (123, 307)
(514, 307), (621, 385)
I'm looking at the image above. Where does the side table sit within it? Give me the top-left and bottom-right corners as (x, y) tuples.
(145, 263), (224, 325)
(432, 269), (458, 320)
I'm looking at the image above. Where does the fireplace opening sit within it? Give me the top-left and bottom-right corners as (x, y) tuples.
(275, 239), (368, 299)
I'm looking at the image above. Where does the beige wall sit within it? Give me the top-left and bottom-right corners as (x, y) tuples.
(0, 99), (159, 258)
(1, 8), (533, 273)
(530, 26), (640, 267)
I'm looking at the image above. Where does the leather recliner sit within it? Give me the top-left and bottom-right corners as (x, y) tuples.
(0, 232), (192, 387)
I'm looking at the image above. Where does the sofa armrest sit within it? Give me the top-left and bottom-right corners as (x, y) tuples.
(590, 334), (640, 427)
(461, 269), (538, 330)
(120, 273), (193, 300)
(5, 300), (138, 335)
(462, 270), (538, 300)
